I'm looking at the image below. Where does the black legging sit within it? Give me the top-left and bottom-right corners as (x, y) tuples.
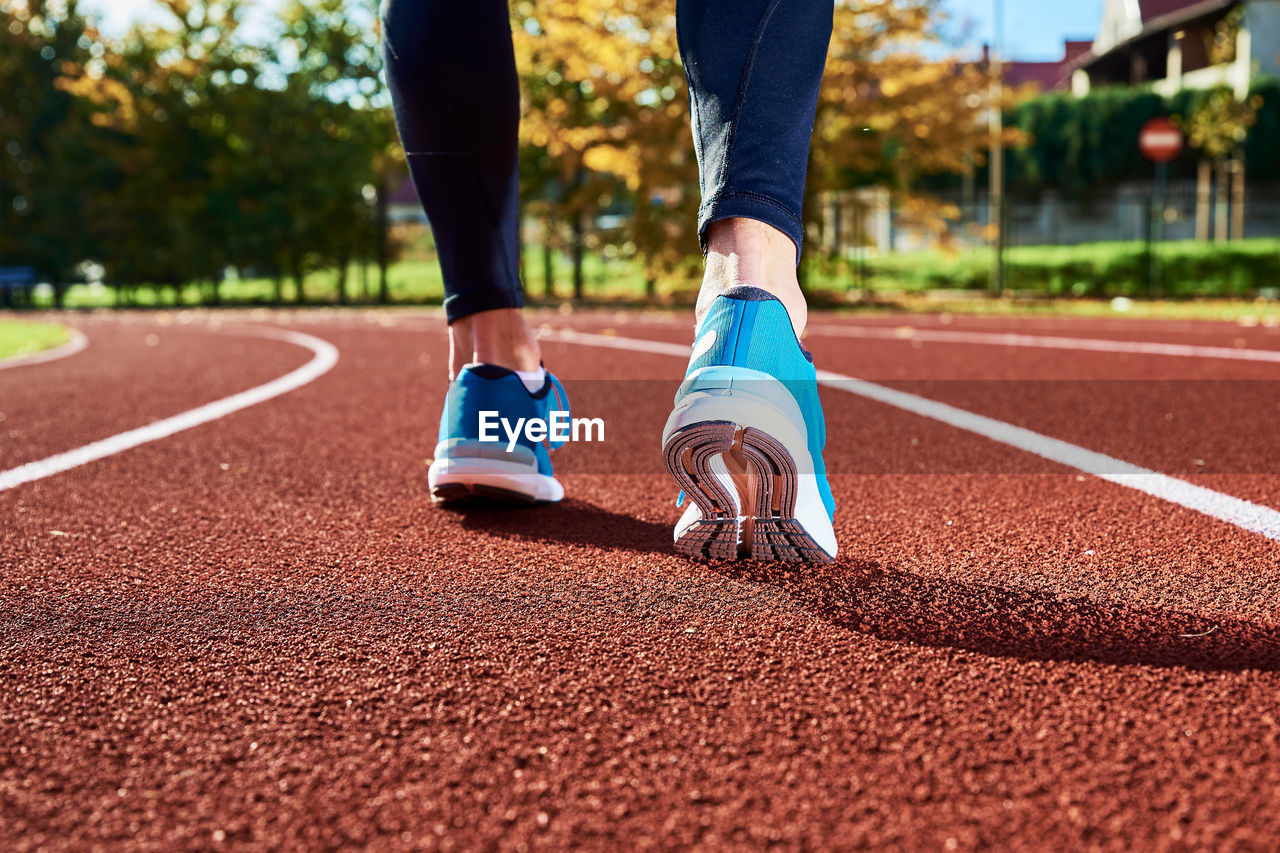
(382, 0), (833, 323)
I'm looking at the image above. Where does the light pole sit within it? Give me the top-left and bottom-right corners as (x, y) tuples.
(989, 0), (1006, 297)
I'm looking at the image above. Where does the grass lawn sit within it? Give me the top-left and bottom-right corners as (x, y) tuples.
(0, 319), (71, 360)
(832, 293), (1280, 323)
(854, 238), (1280, 298)
(40, 252), (668, 309)
(24, 234), (1279, 324)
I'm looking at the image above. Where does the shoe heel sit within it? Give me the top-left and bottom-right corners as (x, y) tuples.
(664, 421), (741, 561)
(663, 415), (834, 564)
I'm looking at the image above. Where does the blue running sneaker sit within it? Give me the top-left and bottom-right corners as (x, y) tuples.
(429, 364), (571, 504)
(662, 287), (837, 562)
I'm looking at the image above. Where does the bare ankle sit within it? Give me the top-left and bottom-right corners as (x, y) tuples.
(448, 319), (475, 379)
(699, 218), (807, 337)
(466, 308), (542, 373)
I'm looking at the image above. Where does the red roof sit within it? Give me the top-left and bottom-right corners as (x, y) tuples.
(1000, 40), (1092, 92)
(1140, 0), (1207, 22)
(1062, 40), (1093, 63)
(1005, 61), (1069, 90)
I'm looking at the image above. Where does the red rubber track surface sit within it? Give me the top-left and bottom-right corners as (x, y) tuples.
(3, 309), (1279, 851)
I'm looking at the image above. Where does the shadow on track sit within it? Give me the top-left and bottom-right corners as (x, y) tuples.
(713, 560), (1280, 673)
(438, 498), (1279, 671)
(444, 498), (672, 556)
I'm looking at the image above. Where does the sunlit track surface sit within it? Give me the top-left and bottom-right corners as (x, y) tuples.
(0, 326), (337, 492)
(2, 309), (1279, 851)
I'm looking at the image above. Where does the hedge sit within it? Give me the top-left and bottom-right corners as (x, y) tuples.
(986, 80), (1280, 192)
(863, 239), (1280, 298)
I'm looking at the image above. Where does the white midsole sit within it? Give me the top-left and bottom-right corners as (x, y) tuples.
(663, 373), (810, 454)
(428, 456), (564, 503)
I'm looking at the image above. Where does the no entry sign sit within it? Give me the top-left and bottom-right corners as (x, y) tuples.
(1139, 117), (1184, 163)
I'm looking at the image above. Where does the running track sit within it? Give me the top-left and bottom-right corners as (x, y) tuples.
(3, 308), (1279, 850)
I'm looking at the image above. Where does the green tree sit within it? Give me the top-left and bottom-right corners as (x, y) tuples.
(48, 0), (399, 305)
(54, 0), (267, 301)
(269, 0), (398, 303)
(512, 0), (698, 300)
(0, 0), (107, 305)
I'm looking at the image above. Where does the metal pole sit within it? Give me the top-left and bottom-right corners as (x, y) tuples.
(1195, 159), (1212, 241)
(990, 0), (1006, 297)
(377, 178), (390, 305)
(1147, 161), (1167, 297)
(1231, 153), (1246, 241)
(1214, 158), (1230, 243)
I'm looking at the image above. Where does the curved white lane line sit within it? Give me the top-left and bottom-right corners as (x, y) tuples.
(0, 327), (338, 493)
(538, 328), (1280, 542)
(0, 328), (89, 371)
(806, 324), (1280, 364)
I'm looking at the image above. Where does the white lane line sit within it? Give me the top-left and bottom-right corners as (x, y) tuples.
(541, 329), (691, 358)
(0, 328), (89, 371)
(539, 328), (1280, 542)
(0, 327), (338, 492)
(806, 324), (1280, 364)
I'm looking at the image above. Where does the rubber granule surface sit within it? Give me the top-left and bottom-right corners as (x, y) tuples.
(2, 310), (1279, 851)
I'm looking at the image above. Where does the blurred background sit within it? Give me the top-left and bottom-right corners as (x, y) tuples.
(1, 0), (1277, 311)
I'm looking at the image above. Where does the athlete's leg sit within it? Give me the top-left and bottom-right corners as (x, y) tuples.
(382, 0), (540, 377)
(665, 0), (838, 561)
(677, 0), (834, 337)
(383, 0), (567, 504)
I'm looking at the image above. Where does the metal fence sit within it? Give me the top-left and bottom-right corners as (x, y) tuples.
(950, 180), (1280, 248)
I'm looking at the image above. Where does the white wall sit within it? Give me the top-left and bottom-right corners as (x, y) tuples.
(1094, 0), (1144, 54)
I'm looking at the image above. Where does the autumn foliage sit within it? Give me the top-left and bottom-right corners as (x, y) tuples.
(2, 0), (1001, 304)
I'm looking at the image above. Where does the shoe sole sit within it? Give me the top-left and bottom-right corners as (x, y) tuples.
(431, 482), (541, 505)
(664, 420), (834, 563)
(428, 457), (564, 505)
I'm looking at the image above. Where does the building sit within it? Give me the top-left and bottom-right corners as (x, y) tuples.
(855, 1), (1280, 254)
(1072, 0), (1280, 97)
(999, 40), (1094, 92)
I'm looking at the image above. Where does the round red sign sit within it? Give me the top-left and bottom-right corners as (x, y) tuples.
(1139, 117), (1184, 164)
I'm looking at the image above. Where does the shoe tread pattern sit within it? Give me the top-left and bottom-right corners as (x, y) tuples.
(664, 421), (833, 564)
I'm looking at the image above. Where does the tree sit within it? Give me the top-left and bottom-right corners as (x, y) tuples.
(44, 0), (400, 304)
(511, 0), (699, 300)
(811, 0), (1005, 260)
(0, 0), (109, 304)
(513, 0), (1002, 297)
(52, 0), (268, 301)
(274, 0), (398, 303)
(1176, 8), (1263, 242)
